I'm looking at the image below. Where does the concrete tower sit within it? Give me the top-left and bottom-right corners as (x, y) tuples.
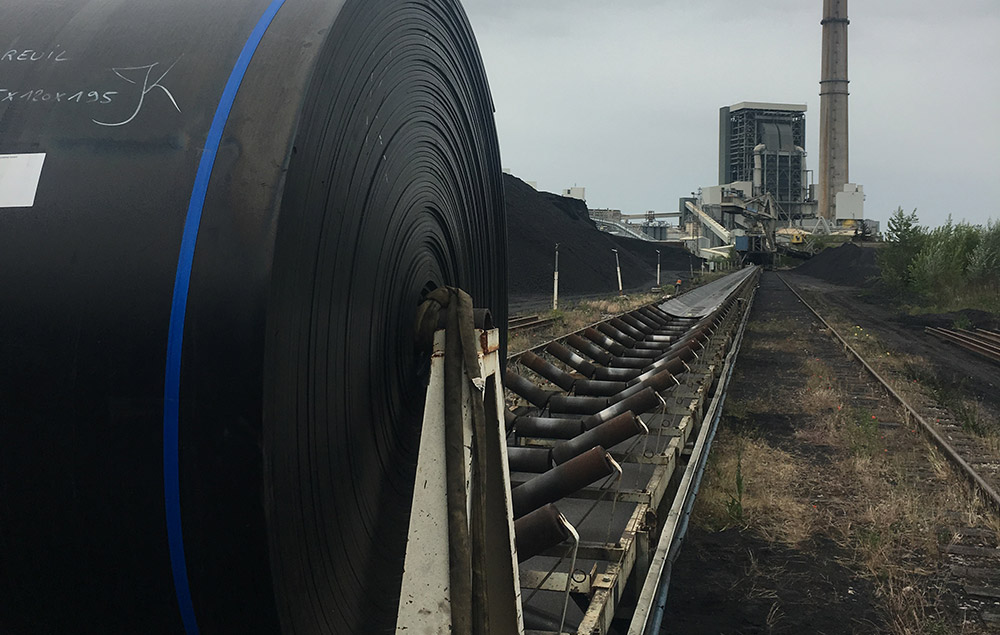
(818, 0), (849, 220)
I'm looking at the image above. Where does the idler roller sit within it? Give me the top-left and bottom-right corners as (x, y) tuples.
(608, 316), (651, 342)
(548, 394), (610, 416)
(582, 328), (627, 357)
(551, 412), (645, 465)
(629, 356), (690, 387)
(597, 322), (637, 348)
(620, 347), (665, 359)
(655, 326), (692, 338)
(506, 370), (557, 408)
(627, 311), (661, 331)
(508, 447), (554, 474)
(634, 338), (674, 349)
(545, 342), (597, 378)
(511, 447), (616, 519)
(641, 308), (685, 327)
(637, 305), (666, 318)
(592, 366), (644, 382)
(514, 416), (586, 440)
(609, 356), (654, 369)
(0, 1), (505, 633)
(504, 408), (519, 432)
(567, 333), (615, 364)
(610, 369), (677, 404)
(582, 387), (661, 430)
(514, 504), (570, 562)
(573, 379), (629, 397)
(649, 306), (679, 321)
(519, 350), (577, 392)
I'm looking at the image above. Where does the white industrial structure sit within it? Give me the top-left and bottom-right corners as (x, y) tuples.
(834, 183), (865, 221)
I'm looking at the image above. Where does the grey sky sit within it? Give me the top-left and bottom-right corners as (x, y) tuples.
(462, 0), (1000, 228)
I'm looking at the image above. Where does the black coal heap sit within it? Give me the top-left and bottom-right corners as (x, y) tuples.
(504, 174), (695, 300)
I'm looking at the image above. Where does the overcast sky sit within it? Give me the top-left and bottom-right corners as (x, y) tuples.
(463, 0), (1000, 229)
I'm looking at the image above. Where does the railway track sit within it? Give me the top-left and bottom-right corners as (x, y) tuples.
(925, 326), (1000, 365)
(777, 273), (1000, 627)
(510, 314), (559, 333)
(502, 266), (759, 634)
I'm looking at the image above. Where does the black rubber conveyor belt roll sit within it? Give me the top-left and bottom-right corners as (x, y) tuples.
(0, 1), (505, 633)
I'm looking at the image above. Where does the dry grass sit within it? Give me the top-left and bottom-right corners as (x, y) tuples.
(697, 349), (993, 634)
(745, 318), (805, 354)
(695, 430), (817, 546)
(723, 395), (772, 420)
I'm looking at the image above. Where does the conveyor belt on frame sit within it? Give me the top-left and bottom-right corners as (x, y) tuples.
(504, 267), (760, 633)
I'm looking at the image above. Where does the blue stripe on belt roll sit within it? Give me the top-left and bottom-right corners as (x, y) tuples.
(163, 2), (287, 633)
(0, 1), (505, 632)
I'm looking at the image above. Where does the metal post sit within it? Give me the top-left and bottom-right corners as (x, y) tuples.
(655, 249), (661, 288)
(553, 243), (559, 312)
(612, 249), (622, 295)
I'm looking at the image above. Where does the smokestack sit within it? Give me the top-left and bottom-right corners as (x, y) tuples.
(818, 0), (849, 220)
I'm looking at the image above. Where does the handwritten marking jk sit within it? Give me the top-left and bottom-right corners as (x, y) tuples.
(93, 58), (182, 127)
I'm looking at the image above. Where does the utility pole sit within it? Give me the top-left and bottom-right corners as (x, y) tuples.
(612, 249), (623, 296)
(655, 249), (661, 288)
(552, 243), (559, 311)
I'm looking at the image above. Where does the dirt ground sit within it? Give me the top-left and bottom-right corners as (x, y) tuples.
(662, 272), (996, 635)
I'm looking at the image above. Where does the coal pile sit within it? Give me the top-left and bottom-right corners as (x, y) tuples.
(504, 174), (696, 300)
(794, 242), (881, 287)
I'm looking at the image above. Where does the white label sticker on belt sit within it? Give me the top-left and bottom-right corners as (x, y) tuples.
(0, 153), (47, 207)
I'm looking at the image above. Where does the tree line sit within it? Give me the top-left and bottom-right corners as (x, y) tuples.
(879, 208), (999, 312)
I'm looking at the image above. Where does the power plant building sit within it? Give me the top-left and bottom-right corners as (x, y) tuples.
(718, 102), (812, 218)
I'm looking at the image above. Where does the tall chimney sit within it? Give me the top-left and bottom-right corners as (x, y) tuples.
(818, 0), (849, 220)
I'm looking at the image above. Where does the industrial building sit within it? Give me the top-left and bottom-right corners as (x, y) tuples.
(670, 0), (871, 263)
(718, 102), (813, 219)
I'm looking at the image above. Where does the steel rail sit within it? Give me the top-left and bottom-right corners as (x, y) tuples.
(924, 326), (1000, 364)
(777, 274), (1000, 511)
(509, 316), (559, 333)
(975, 328), (1000, 345)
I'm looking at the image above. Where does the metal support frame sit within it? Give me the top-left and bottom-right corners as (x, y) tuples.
(396, 327), (524, 634)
